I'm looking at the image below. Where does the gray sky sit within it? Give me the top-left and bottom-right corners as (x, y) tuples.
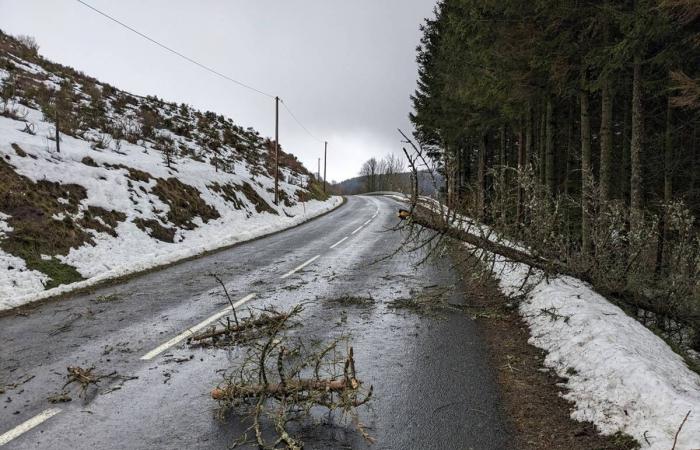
(0, 0), (437, 182)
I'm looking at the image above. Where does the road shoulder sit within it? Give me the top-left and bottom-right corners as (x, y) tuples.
(451, 247), (639, 450)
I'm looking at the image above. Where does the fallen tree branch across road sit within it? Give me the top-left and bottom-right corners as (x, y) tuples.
(212, 320), (373, 449)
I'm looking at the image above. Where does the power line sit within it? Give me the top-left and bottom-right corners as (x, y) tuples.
(76, 1), (328, 153)
(76, 0), (275, 99)
(279, 99), (324, 143)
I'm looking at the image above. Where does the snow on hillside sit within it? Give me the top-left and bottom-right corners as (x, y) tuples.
(0, 33), (341, 310)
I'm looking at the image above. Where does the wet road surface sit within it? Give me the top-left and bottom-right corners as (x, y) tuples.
(0, 195), (512, 449)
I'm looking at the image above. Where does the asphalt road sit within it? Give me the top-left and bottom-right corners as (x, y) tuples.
(0, 195), (512, 449)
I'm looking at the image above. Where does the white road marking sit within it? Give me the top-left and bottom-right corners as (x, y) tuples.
(140, 293), (257, 360)
(351, 225), (363, 235)
(330, 237), (348, 249)
(280, 255), (320, 279)
(0, 408), (61, 446)
(363, 218), (372, 226)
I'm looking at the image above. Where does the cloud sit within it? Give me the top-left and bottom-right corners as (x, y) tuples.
(0, 0), (437, 181)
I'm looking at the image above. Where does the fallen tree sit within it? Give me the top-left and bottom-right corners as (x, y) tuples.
(406, 204), (700, 338)
(396, 129), (700, 345)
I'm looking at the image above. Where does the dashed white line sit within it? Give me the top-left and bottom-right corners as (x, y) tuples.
(330, 237), (348, 249)
(0, 408), (62, 446)
(351, 225), (363, 235)
(140, 293), (257, 360)
(280, 255), (320, 279)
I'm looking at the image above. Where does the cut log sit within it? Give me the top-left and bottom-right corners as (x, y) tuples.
(211, 378), (360, 400)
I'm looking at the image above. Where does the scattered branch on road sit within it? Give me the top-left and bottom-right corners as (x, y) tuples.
(60, 366), (137, 400)
(188, 305), (303, 347)
(47, 392), (72, 403)
(324, 295), (375, 309)
(388, 286), (454, 317)
(212, 323), (373, 449)
(210, 273), (239, 326)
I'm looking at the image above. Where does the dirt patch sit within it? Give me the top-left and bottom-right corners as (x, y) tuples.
(152, 177), (220, 228)
(11, 143), (27, 157)
(133, 217), (176, 243)
(104, 163), (152, 183)
(278, 188), (296, 207)
(451, 249), (639, 450)
(81, 156), (98, 167)
(239, 181), (276, 215)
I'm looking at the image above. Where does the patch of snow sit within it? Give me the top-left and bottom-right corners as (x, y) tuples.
(489, 254), (700, 449)
(0, 250), (49, 299)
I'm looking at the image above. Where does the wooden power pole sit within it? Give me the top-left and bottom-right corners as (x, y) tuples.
(274, 96), (279, 205)
(317, 158), (321, 181)
(55, 109), (61, 153)
(323, 141), (327, 193)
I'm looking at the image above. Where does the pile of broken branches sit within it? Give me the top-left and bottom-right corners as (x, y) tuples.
(212, 322), (373, 449)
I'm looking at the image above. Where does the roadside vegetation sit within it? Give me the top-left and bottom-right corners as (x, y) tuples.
(406, 0), (700, 353)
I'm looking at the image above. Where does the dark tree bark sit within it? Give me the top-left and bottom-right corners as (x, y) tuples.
(478, 133), (487, 219)
(545, 98), (556, 194)
(600, 77), (613, 201)
(580, 75), (592, 255)
(630, 56), (644, 230)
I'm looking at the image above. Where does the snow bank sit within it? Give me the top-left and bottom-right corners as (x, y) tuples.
(492, 255), (700, 449)
(0, 196), (340, 311)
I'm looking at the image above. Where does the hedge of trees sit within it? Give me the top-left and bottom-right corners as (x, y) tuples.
(410, 1), (700, 348)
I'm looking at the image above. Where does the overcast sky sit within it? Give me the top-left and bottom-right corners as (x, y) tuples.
(0, 0), (437, 182)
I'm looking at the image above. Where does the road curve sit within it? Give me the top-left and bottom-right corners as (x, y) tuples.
(0, 195), (512, 449)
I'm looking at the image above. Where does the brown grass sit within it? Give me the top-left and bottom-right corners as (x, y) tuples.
(0, 158), (88, 288)
(152, 177), (220, 228)
(451, 248), (640, 450)
(133, 218), (176, 243)
(79, 206), (126, 238)
(239, 181), (276, 215)
(208, 182), (244, 210)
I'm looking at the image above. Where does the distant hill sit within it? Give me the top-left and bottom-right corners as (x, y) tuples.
(332, 170), (443, 196)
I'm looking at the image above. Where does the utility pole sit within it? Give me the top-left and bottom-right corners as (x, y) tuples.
(55, 109), (61, 153)
(317, 158), (321, 181)
(274, 96), (279, 205)
(323, 141), (327, 193)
